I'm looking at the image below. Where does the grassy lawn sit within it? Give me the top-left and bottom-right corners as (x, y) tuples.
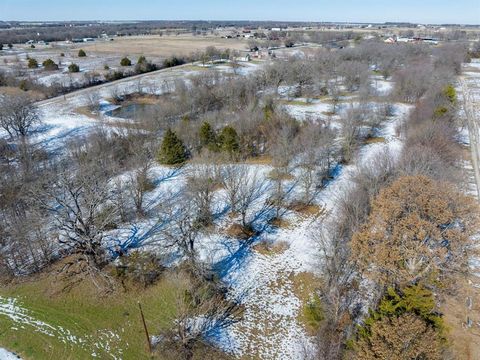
(0, 268), (185, 360)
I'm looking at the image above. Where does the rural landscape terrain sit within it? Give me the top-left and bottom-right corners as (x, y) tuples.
(0, 8), (480, 360)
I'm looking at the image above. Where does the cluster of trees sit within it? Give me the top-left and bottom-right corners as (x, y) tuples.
(1, 33), (477, 358)
(310, 40), (476, 360)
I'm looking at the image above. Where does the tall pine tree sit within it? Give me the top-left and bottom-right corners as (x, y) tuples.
(199, 121), (218, 152)
(157, 128), (188, 165)
(219, 126), (239, 154)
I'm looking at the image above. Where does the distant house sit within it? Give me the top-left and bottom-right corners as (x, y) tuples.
(83, 38), (95, 42)
(397, 37), (413, 43)
(235, 54), (251, 62)
(384, 37), (396, 44)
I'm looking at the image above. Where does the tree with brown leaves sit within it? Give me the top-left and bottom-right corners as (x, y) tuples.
(352, 313), (442, 360)
(351, 175), (479, 287)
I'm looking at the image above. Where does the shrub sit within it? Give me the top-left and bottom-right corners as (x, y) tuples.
(19, 79), (28, 91)
(120, 57), (131, 66)
(114, 251), (164, 288)
(78, 49), (86, 57)
(103, 64), (110, 70)
(442, 84), (457, 104)
(27, 58), (38, 69)
(68, 63), (80, 73)
(42, 58), (58, 71)
(60, 52), (65, 57)
(163, 56), (185, 68)
(157, 128), (188, 165)
(303, 294), (324, 331)
(105, 70), (125, 81)
(30, 44), (35, 49)
(134, 56), (157, 74)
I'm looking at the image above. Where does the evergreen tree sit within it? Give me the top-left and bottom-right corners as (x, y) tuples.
(219, 126), (239, 154)
(157, 128), (188, 165)
(68, 63), (80, 73)
(78, 49), (87, 57)
(42, 59), (58, 71)
(120, 57), (132, 66)
(28, 58), (38, 69)
(199, 121), (218, 151)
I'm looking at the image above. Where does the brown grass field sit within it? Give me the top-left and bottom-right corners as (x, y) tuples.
(80, 34), (249, 57)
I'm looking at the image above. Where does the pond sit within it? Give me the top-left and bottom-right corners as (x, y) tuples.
(105, 103), (158, 120)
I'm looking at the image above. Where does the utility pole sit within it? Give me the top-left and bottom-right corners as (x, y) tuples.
(138, 301), (152, 354)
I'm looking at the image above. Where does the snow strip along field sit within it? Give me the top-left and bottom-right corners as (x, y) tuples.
(0, 296), (123, 359)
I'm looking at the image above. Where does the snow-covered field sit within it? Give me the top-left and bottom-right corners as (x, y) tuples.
(0, 55), (414, 358)
(15, 61), (260, 154)
(0, 348), (21, 360)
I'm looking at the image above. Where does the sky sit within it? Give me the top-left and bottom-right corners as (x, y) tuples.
(0, 0), (479, 24)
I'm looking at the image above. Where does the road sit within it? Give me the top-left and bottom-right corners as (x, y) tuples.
(461, 72), (480, 200)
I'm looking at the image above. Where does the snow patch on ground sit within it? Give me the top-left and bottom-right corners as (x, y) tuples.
(0, 297), (123, 359)
(0, 348), (21, 360)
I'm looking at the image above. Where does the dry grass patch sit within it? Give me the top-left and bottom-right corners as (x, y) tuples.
(268, 217), (292, 229)
(74, 105), (99, 119)
(267, 169), (295, 181)
(253, 240), (289, 256)
(441, 275), (480, 360)
(81, 35), (248, 57)
(225, 223), (256, 240)
(288, 202), (326, 218)
(244, 155), (273, 165)
(364, 136), (386, 144)
(0, 87), (46, 100)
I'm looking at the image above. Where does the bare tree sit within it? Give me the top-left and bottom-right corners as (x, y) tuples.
(0, 94), (40, 139)
(340, 105), (365, 162)
(126, 149), (154, 216)
(221, 164), (247, 213)
(84, 91), (101, 112)
(159, 272), (243, 360)
(186, 164), (220, 227)
(159, 194), (202, 265)
(38, 163), (117, 275)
